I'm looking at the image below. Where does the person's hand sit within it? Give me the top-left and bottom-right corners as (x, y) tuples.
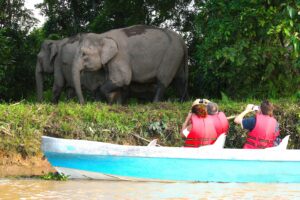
(245, 104), (254, 112)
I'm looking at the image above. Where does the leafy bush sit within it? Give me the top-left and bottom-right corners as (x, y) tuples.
(193, 1), (300, 99)
(40, 172), (69, 181)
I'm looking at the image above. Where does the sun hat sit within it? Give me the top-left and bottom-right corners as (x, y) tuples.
(192, 99), (201, 107)
(192, 98), (211, 108)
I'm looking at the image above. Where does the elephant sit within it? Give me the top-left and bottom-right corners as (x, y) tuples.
(35, 36), (107, 103)
(72, 25), (188, 104)
(51, 36), (107, 103)
(35, 39), (62, 102)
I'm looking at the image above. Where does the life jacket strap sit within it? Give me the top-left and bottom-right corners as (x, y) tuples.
(185, 138), (217, 141)
(247, 135), (273, 143)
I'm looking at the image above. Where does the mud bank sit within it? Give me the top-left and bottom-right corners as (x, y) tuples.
(0, 152), (55, 177)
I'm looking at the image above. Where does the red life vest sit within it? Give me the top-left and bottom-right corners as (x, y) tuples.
(184, 115), (217, 148)
(210, 112), (229, 137)
(243, 114), (277, 149)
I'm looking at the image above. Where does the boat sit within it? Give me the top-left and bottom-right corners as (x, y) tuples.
(41, 134), (300, 183)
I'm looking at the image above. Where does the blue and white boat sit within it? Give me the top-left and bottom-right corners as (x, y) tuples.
(41, 134), (300, 183)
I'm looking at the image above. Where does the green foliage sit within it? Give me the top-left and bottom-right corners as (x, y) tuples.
(296, 91), (300, 99)
(40, 172), (69, 181)
(220, 92), (230, 103)
(148, 121), (167, 137)
(36, 0), (194, 36)
(89, 0), (193, 33)
(1, 0), (299, 102)
(0, 0), (45, 101)
(193, 0), (300, 99)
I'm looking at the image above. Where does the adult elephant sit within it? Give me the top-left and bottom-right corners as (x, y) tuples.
(35, 36), (107, 103)
(72, 25), (188, 104)
(35, 39), (63, 102)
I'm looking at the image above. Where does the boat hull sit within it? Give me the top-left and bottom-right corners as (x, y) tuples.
(42, 136), (300, 183)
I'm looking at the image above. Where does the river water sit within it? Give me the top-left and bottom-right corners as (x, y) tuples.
(1, 179), (300, 200)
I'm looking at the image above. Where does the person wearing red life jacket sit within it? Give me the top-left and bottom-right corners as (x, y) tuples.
(181, 99), (217, 147)
(234, 100), (280, 149)
(207, 102), (229, 137)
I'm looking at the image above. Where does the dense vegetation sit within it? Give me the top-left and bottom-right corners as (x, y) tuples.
(0, 0), (299, 101)
(0, 99), (299, 157)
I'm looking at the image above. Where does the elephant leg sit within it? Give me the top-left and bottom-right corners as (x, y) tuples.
(66, 87), (76, 100)
(107, 90), (123, 104)
(120, 86), (129, 104)
(172, 66), (188, 102)
(100, 80), (121, 103)
(93, 88), (106, 101)
(52, 85), (64, 104)
(156, 38), (185, 102)
(52, 70), (65, 104)
(153, 81), (166, 102)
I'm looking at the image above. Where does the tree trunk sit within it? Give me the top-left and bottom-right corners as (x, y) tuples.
(70, 0), (80, 34)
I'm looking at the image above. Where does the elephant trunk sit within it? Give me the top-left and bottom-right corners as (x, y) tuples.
(35, 61), (44, 102)
(72, 55), (85, 104)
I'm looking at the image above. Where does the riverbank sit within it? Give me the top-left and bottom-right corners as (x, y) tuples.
(0, 152), (55, 177)
(0, 99), (299, 177)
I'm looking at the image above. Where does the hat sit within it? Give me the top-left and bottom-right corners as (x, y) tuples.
(192, 99), (201, 107)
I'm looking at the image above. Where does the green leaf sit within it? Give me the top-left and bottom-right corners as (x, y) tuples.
(284, 28), (291, 36)
(287, 6), (296, 19)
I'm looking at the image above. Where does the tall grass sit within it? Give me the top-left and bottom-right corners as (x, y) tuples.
(0, 98), (299, 157)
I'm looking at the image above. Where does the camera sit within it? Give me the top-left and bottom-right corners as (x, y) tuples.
(252, 105), (260, 111)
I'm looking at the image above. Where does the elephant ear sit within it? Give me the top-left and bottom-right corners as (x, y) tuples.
(49, 43), (58, 65)
(100, 38), (118, 65)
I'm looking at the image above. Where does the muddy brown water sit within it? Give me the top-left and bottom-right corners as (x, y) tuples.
(0, 179), (300, 199)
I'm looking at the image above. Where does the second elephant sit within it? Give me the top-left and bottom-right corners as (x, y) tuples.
(35, 35), (107, 103)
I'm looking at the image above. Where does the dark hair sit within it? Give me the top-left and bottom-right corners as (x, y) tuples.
(207, 102), (218, 115)
(260, 100), (274, 116)
(192, 104), (208, 118)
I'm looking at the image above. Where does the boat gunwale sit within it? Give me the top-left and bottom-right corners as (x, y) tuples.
(41, 136), (300, 162)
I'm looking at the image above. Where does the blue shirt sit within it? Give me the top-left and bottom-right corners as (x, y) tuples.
(242, 117), (256, 131)
(242, 117), (279, 132)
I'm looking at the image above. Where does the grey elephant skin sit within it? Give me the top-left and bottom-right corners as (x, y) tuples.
(35, 36), (106, 103)
(72, 25), (188, 104)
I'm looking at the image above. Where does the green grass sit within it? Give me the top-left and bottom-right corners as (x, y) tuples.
(40, 172), (69, 181)
(0, 98), (299, 157)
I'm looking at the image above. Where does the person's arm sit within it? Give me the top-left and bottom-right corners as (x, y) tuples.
(234, 104), (254, 127)
(181, 112), (192, 137)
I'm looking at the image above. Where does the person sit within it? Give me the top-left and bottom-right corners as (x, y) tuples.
(207, 102), (229, 137)
(234, 100), (280, 149)
(181, 99), (217, 147)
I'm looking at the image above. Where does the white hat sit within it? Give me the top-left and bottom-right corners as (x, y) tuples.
(192, 99), (201, 107)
